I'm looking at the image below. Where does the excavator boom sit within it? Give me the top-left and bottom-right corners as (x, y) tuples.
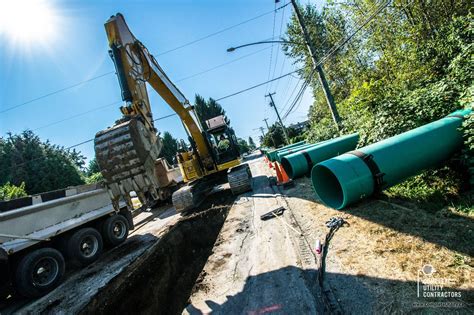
(95, 13), (252, 212)
(95, 13), (212, 210)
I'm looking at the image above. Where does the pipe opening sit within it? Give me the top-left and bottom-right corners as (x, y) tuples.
(281, 158), (294, 179)
(312, 165), (344, 209)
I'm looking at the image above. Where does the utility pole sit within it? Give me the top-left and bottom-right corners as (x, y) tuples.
(263, 118), (270, 130)
(289, 0), (341, 130)
(253, 127), (266, 138)
(265, 92), (289, 145)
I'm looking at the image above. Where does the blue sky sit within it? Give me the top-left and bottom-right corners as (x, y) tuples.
(0, 0), (319, 162)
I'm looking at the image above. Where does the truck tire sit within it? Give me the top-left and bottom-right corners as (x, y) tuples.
(14, 248), (65, 298)
(102, 215), (129, 246)
(67, 227), (103, 266)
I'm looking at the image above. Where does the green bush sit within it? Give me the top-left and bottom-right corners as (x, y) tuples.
(85, 172), (104, 184)
(0, 182), (27, 201)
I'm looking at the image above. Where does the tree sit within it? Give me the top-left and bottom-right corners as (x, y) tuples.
(237, 138), (250, 154)
(159, 131), (179, 165)
(282, 0), (472, 204)
(262, 124), (286, 148)
(0, 130), (85, 194)
(283, 0), (471, 145)
(248, 137), (256, 150)
(86, 157), (100, 177)
(194, 94), (229, 130)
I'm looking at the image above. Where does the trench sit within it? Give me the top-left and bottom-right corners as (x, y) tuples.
(80, 191), (235, 315)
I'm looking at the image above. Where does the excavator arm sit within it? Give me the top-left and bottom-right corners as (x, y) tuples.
(95, 13), (213, 211)
(104, 13), (211, 162)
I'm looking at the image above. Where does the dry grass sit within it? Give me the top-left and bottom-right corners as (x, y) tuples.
(284, 177), (473, 313)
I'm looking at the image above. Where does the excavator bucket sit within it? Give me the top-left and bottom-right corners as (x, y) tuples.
(94, 118), (162, 210)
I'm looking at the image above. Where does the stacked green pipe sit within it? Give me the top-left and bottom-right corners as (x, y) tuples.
(312, 109), (471, 210)
(275, 142), (322, 162)
(266, 141), (306, 162)
(281, 133), (359, 179)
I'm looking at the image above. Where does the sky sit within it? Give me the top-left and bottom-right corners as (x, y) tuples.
(0, 0), (320, 162)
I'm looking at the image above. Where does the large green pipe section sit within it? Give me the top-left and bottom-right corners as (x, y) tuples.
(312, 109), (471, 210)
(281, 133), (359, 179)
(266, 141), (306, 161)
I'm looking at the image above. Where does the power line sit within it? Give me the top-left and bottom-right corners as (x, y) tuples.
(156, 2), (291, 57)
(282, 68), (316, 120)
(269, 3), (287, 92)
(8, 0), (386, 146)
(281, 74), (303, 113)
(1, 3), (291, 115)
(315, 0), (390, 68)
(4, 66), (301, 172)
(1, 71), (115, 114)
(265, 3), (278, 95)
(6, 46), (283, 137)
(3, 111), (183, 171)
(32, 101), (121, 131)
(215, 68), (301, 102)
(281, 0), (390, 120)
(17, 47), (270, 134)
(176, 46), (271, 83)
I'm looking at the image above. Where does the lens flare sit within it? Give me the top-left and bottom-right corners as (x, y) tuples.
(0, 0), (61, 47)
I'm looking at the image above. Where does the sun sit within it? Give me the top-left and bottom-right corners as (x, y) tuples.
(0, 0), (61, 46)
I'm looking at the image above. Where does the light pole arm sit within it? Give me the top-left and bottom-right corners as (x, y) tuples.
(227, 40), (297, 52)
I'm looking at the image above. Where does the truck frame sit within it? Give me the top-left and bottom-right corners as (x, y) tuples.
(0, 183), (133, 298)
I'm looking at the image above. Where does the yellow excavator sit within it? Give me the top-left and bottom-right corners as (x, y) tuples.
(94, 13), (252, 213)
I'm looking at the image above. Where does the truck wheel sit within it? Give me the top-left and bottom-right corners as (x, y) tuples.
(14, 248), (65, 298)
(67, 227), (103, 266)
(102, 215), (129, 246)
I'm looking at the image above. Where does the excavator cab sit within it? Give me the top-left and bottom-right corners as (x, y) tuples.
(205, 115), (240, 165)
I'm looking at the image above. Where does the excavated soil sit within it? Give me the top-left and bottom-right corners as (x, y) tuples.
(80, 190), (235, 315)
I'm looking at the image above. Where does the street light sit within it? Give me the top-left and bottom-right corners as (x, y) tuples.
(226, 39), (297, 52)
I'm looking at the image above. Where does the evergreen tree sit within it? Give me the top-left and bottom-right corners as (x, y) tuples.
(0, 130), (85, 194)
(86, 157), (100, 177)
(262, 124), (286, 148)
(194, 94), (229, 130)
(159, 131), (179, 164)
(237, 138), (250, 154)
(248, 137), (256, 150)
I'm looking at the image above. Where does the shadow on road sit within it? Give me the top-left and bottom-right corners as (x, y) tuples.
(186, 266), (472, 314)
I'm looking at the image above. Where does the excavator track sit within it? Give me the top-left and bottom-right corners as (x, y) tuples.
(172, 164), (253, 212)
(172, 179), (213, 213)
(228, 164), (253, 195)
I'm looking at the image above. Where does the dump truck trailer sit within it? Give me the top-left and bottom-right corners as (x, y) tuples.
(0, 183), (133, 298)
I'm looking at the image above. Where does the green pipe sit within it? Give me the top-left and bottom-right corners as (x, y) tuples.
(266, 141), (306, 161)
(281, 133), (359, 179)
(275, 139), (333, 162)
(274, 143), (319, 162)
(312, 109), (471, 210)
